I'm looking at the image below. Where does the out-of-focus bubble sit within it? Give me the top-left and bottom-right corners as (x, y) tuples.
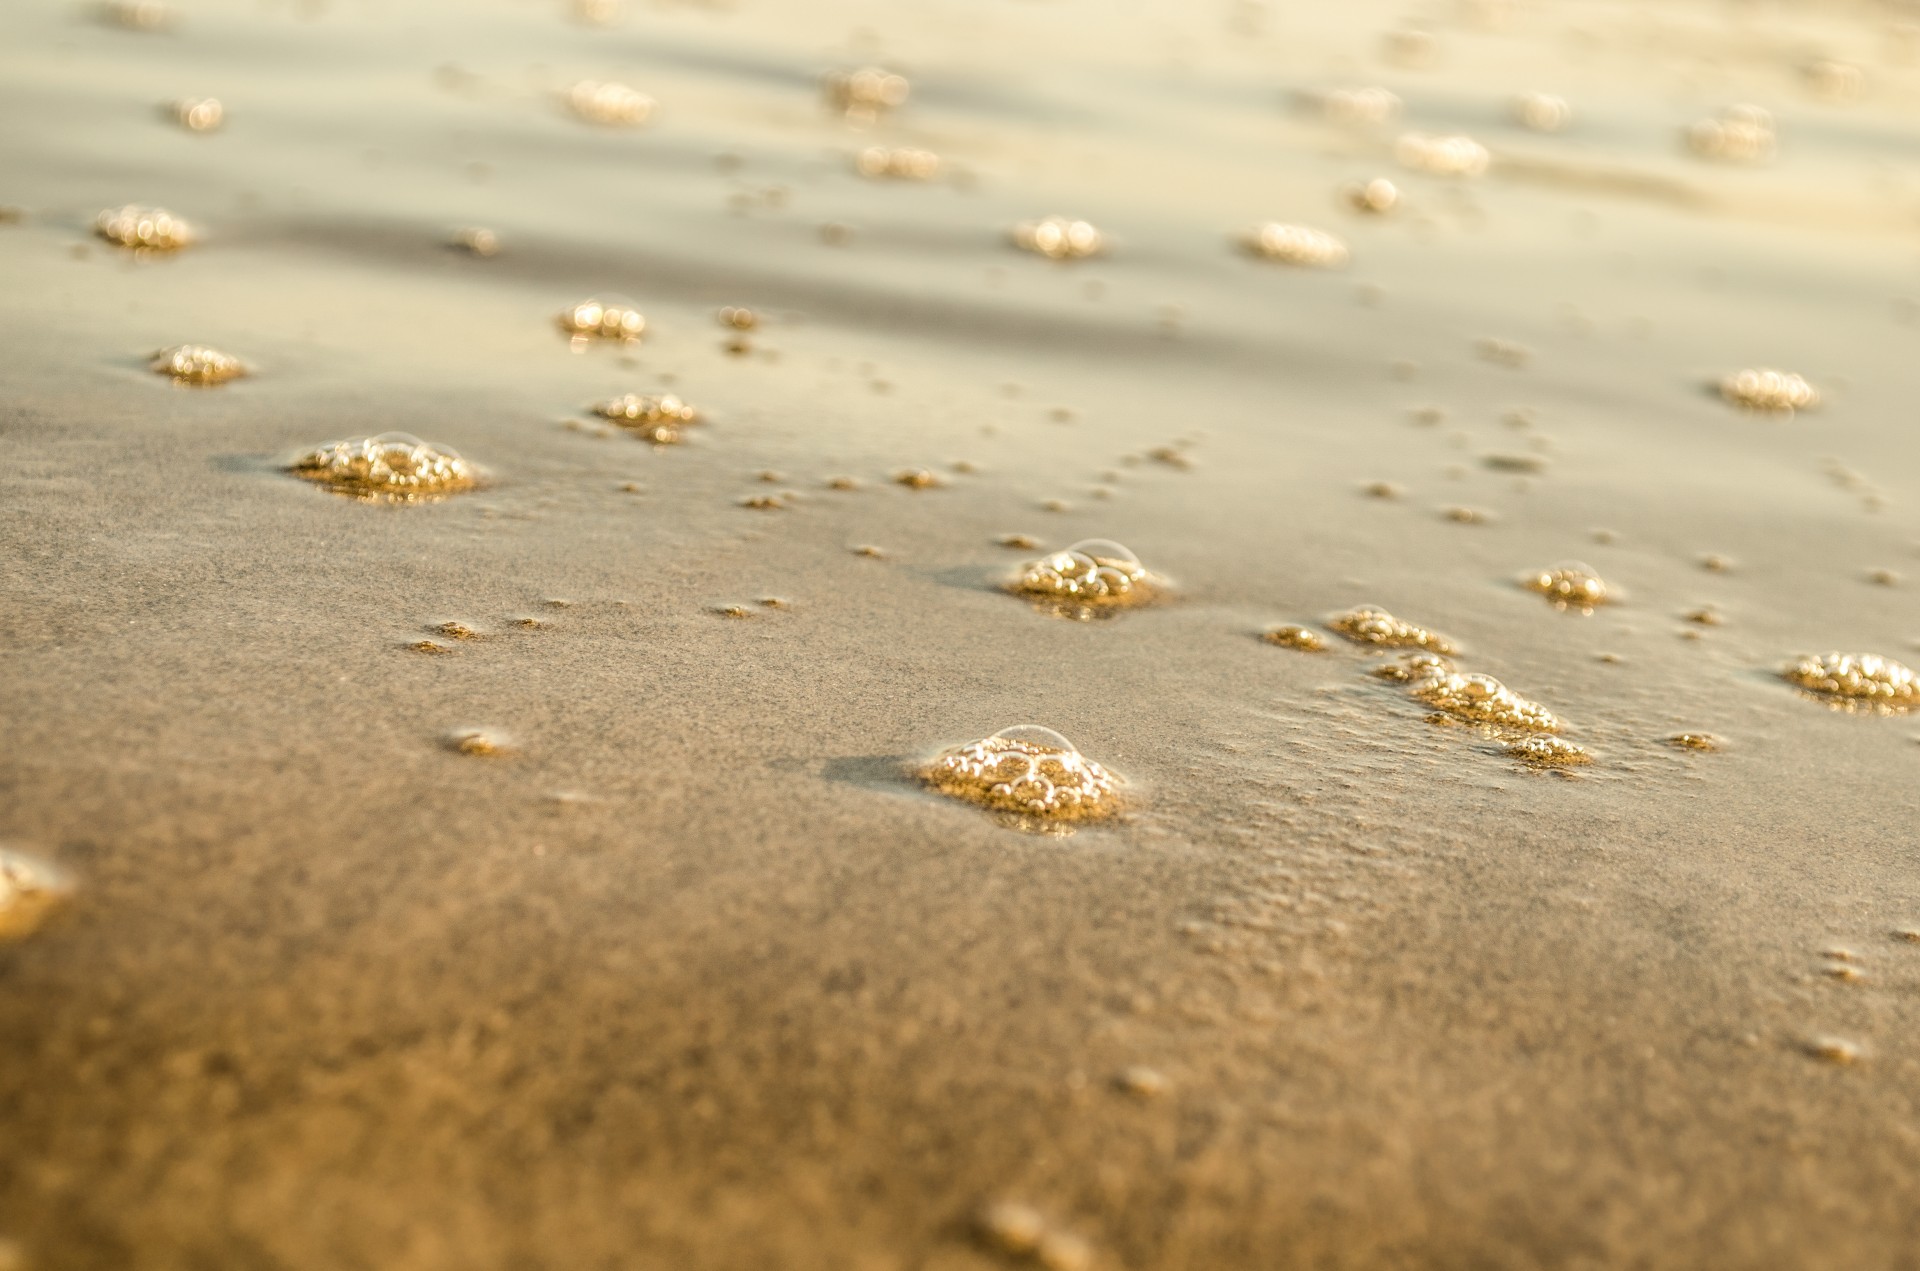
(1511, 92), (1571, 132)
(1802, 59), (1865, 102)
(449, 226), (499, 256)
(446, 727), (512, 756)
(100, 0), (172, 30)
(923, 727), (1124, 820)
(1687, 104), (1776, 163)
(557, 298), (645, 342)
(1395, 132), (1490, 176)
(289, 433), (479, 501)
(1410, 665), (1564, 732)
(1343, 177), (1401, 214)
(1329, 606), (1459, 654)
(1505, 735), (1591, 767)
(567, 80), (653, 126)
(1012, 217), (1103, 260)
(1476, 337), (1532, 367)
(95, 204), (193, 250)
(0, 847), (72, 942)
(1012, 538), (1160, 614)
(716, 305), (757, 330)
(591, 393), (699, 443)
(1720, 368), (1816, 413)
(1666, 732), (1723, 752)
(854, 145), (941, 180)
(825, 66), (909, 122)
(168, 97), (223, 131)
(1243, 222), (1349, 267)
(1383, 26), (1437, 68)
(1299, 86), (1402, 126)
(149, 344), (246, 385)
(1263, 624), (1328, 651)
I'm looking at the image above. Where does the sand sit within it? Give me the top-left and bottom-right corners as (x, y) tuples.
(2, 0), (1920, 1267)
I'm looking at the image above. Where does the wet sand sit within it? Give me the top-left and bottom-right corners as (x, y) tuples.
(3, 0), (1920, 1267)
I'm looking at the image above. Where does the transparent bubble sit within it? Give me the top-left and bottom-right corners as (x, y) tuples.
(990, 725), (1078, 754)
(1299, 85), (1401, 126)
(591, 393), (699, 443)
(169, 97), (223, 132)
(1328, 606), (1458, 654)
(149, 345), (245, 385)
(1344, 178), (1400, 214)
(0, 847), (72, 943)
(1522, 561), (1611, 611)
(1505, 735), (1590, 767)
(1413, 670), (1562, 732)
(1263, 624), (1328, 651)
(855, 146), (941, 180)
(922, 728), (1123, 820)
(1010, 539), (1158, 615)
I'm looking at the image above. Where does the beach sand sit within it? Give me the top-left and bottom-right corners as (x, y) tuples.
(2, 0), (1919, 1266)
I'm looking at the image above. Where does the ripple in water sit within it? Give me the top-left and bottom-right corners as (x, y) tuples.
(922, 726), (1124, 821)
(289, 433), (478, 502)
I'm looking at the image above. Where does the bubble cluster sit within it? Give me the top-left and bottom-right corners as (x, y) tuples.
(923, 727), (1123, 820)
(1328, 606), (1458, 654)
(0, 848), (71, 942)
(1687, 104), (1776, 163)
(94, 204), (193, 250)
(1522, 561), (1611, 611)
(825, 67), (909, 122)
(1666, 732), (1722, 752)
(1411, 664), (1563, 732)
(1012, 217), (1103, 260)
(1394, 132), (1490, 177)
(716, 305), (757, 330)
(557, 298), (646, 342)
(149, 344), (246, 385)
(446, 727), (511, 756)
(1343, 177), (1401, 214)
(1301, 86), (1402, 126)
(591, 393), (700, 443)
(1782, 652), (1918, 709)
(1263, 624), (1328, 651)
(1012, 539), (1158, 611)
(289, 433), (478, 501)
(567, 80), (653, 126)
(1720, 368), (1816, 413)
(168, 97), (223, 132)
(1511, 92), (1572, 132)
(1504, 735), (1591, 766)
(449, 227), (500, 257)
(1243, 223), (1349, 267)
(855, 146), (941, 180)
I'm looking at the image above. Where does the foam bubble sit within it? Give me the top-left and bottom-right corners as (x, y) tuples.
(1344, 178), (1401, 213)
(0, 848), (72, 942)
(1666, 732), (1722, 752)
(1782, 652), (1918, 709)
(1505, 735), (1590, 766)
(289, 433), (478, 501)
(95, 205), (193, 250)
(149, 345), (245, 385)
(168, 97), (223, 132)
(1329, 606), (1459, 654)
(557, 298), (645, 342)
(1012, 539), (1159, 612)
(825, 67), (909, 121)
(1406, 664), (1562, 732)
(855, 146), (941, 180)
(923, 727), (1124, 819)
(567, 80), (653, 126)
(1263, 624), (1328, 651)
(1394, 132), (1490, 177)
(1522, 561), (1611, 611)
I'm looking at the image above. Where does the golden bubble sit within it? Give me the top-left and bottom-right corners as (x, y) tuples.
(716, 305), (757, 330)
(1012, 216), (1103, 260)
(739, 494), (786, 510)
(1037, 1232), (1094, 1271)
(408, 640), (453, 655)
(432, 621), (480, 641)
(1505, 735), (1590, 767)
(1394, 132), (1490, 177)
(1299, 86), (1402, 126)
(977, 1203), (1046, 1255)
(149, 344), (245, 385)
(168, 97), (223, 132)
(0, 848), (72, 943)
(1522, 561), (1611, 611)
(1512, 92), (1572, 133)
(289, 433), (478, 502)
(1011, 539), (1161, 614)
(999, 533), (1041, 549)
(893, 468), (942, 489)
(1343, 177), (1401, 214)
(1410, 666), (1562, 732)
(1687, 104), (1776, 164)
(1328, 606), (1458, 654)
(1263, 624), (1328, 651)
(1782, 652), (1918, 709)
(591, 393), (699, 444)
(1243, 222), (1349, 267)
(1720, 368), (1816, 413)
(557, 298), (645, 342)
(1666, 732), (1722, 752)
(825, 67), (910, 121)
(567, 80), (653, 126)
(1806, 1036), (1862, 1065)
(923, 726), (1124, 820)
(447, 728), (511, 757)
(854, 145), (941, 180)
(94, 204), (193, 250)
(1116, 1065), (1169, 1098)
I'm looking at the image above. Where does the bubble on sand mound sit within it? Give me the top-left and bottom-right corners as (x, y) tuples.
(1522, 561), (1611, 611)
(289, 433), (478, 502)
(922, 727), (1124, 820)
(1328, 606), (1459, 654)
(1011, 539), (1160, 615)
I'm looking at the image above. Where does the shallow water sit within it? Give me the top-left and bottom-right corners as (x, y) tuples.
(3, 0), (1920, 1267)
